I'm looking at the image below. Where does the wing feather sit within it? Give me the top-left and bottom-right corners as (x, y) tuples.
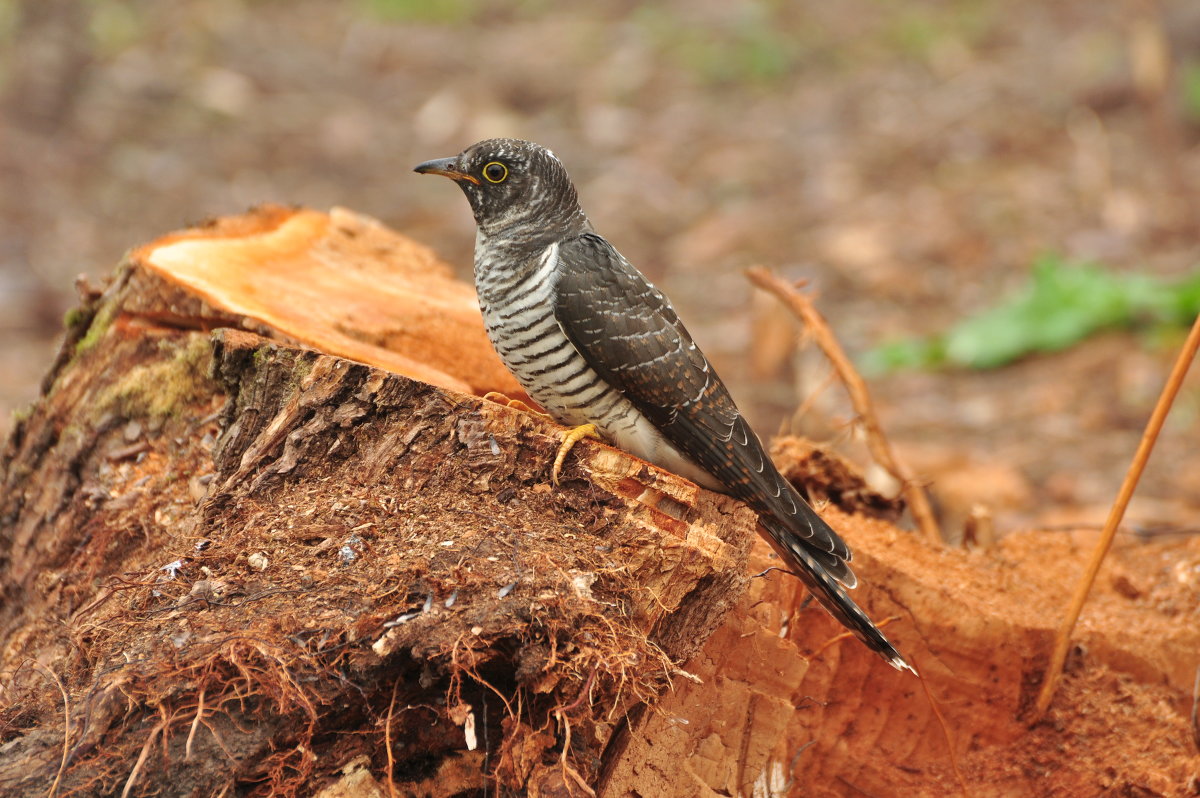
(551, 233), (914, 673)
(552, 234), (848, 560)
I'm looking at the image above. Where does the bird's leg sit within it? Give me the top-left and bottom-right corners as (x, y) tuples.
(481, 391), (550, 419)
(482, 392), (597, 484)
(551, 423), (599, 486)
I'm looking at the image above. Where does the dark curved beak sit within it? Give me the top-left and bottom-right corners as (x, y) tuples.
(413, 157), (479, 184)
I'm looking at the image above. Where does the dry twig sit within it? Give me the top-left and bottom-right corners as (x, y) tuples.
(1032, 311), (1200, 719)
(745, 267), (941, 543)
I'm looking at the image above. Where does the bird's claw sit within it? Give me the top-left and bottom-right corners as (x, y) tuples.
(482, 393), (596, 485)
(482, 391), (550, 418)
(552, 423), (599, 486)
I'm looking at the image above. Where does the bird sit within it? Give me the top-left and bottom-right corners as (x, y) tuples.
(415, 139), (915, 674)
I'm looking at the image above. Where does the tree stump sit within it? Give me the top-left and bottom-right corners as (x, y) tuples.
(2, 206), (1198, 797)
(0, 206), (758, 797)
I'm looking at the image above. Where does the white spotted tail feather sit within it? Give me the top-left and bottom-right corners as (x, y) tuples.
(762, 517), (918, 675)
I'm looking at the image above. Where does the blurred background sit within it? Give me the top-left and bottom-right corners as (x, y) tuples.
(2, 0), (1199, 537)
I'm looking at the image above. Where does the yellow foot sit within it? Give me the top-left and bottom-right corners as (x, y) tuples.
(482, 391), (549, 418)
(552, 423), (600, 486)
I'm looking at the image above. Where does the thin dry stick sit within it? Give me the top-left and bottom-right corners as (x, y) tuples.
(1032, 311), (1200, 720)
(746, 267), (941, 543)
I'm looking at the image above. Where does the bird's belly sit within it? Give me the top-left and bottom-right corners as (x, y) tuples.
(481, 303), (722, 491)
(602, 410), (725, 491)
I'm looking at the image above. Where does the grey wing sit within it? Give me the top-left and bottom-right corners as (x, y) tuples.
(552, 235), (918, 673)
(551, 234), (851, 567)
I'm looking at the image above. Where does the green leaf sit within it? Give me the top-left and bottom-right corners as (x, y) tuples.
(863, 256), (1200, 372)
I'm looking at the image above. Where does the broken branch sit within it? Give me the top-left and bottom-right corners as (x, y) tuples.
(745, 266), (941, 543)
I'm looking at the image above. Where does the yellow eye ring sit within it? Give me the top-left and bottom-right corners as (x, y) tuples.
(483, 161), (508, 183)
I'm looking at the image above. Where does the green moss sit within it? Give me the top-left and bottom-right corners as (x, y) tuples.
(87, 0), (146, 56)
(10, 404), (33, 424)
(63, 306), (88, 330)
(94, 334), (216, 420)
(75, 298), (120, 356)
(1182, 59), (1200, 124)
(249, 343), (312, 392)
(290, 357), (313, 387)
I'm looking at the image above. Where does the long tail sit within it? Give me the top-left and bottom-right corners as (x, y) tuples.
(761, 513), (917, 675)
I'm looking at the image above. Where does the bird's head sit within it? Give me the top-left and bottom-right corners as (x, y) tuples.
(414, 139), (588, 239)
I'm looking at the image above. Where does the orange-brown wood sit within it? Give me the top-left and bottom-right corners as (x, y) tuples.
(132, 204), (524, 399)
(2, 207), (1196, 797)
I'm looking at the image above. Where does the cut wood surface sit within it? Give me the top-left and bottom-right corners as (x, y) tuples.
(1, 206), (1197, 797)
(132, 204), (524, 398)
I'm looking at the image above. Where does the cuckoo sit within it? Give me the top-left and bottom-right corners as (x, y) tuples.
(415, 139), (914, 673)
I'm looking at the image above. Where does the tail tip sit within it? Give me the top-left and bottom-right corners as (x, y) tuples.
(887, 652), (919, 676)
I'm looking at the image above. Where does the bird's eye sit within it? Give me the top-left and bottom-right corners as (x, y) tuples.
(483, 161), (508, 183)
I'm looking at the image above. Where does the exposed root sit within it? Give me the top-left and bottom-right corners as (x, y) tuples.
(29, 661), (71, 798)
(185, 687), (205, 761)
(1, 325), (749, 797)
(119, 721), (162, 798)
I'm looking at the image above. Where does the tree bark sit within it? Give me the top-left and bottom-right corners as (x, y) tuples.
(0, 206), (756, 797)
(2, 206), (1197, 797)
